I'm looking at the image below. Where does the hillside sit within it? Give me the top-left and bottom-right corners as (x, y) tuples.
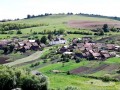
(0, 15), (120, 39)
(0, 15), (120, 90)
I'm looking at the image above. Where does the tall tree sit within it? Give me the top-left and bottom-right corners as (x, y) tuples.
(103, 24), (109, 32)
(48, 34), (53, 41)
(27, 14), (31, 19)
(41, 36), (47, 44)
(16, 30), (22, 34)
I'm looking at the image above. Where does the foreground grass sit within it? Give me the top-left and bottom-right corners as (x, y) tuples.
(38, 60), (120, 90)
(39, 60), (89, 72)
(105, 57), (120, 64)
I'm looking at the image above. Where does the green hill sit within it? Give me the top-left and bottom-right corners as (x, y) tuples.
(1, 15), (120, 90)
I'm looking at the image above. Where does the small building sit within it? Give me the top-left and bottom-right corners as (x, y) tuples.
(31, 42), (39, 50)
(82, 37), (92, 42)
(106, 44), (115, 50)
(29, 40), (35, 43)
(63, 52), (73, 55)
(49, 38), (66, 45)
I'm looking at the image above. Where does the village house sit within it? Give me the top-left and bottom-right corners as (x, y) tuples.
(31, 42), (39, 50)
(49, 37), (66, 45)
(82, 37), (92, 43)
(59, 37), (120, 60)
(0, 38), (46, 53)
(0, 40), (12, 49)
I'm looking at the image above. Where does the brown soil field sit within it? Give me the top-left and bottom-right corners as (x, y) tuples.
(0, 57), (10, 64)
(70, 64), (119, 75)
(70, 66), (90, 74)
(68, 20), (120, 29)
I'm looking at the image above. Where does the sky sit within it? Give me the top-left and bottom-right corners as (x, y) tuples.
(0, 0), (120, 20)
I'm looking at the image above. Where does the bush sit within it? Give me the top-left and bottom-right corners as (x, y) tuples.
(16, 30), (22, 34)
(0, 65), (48, 90)
(21, 76), (47, 90)
(75, 58), (81, 63)
(66, 71), (71, 75)
(30, 62), (40, 67)
(117, 70), (120, 73)
(33, 31), (38, 35)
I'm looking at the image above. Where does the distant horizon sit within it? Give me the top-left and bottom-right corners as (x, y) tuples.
(0, 12), (120, 20)
(0, 0), (120, 20)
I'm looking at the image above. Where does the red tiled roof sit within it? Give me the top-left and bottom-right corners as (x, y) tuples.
(92, 53), (101, 57)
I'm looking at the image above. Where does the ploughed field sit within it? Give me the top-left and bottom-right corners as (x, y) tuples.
(68, 20), (120, 29)
(38, 60), (120, 90)
(70, 60), (120, 80)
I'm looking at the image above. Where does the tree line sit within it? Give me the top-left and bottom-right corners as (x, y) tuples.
(0, 23), (48, 31)
(76, 13), (120, 21)
(1, 12), (120, 22)
(94, 24), (120, 36)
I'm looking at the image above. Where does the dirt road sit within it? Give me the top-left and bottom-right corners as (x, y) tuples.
(4, 49), (48, 66)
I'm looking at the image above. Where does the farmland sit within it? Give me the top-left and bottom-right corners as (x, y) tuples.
(38, 60), (120, 90)
(68, 20), (120, 29)
(0, 15), (120, 90)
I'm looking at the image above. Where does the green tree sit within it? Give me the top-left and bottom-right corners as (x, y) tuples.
(48, 34), (53, 41)
(3, 46), (8, 54)
(0, 65), (48, 90)
(41, 36), (47, 44)
(102, 24), (109, 32)
(16, 30), (22, 34)
(99, 29), (104, 36)
(9, 44), (15, 53)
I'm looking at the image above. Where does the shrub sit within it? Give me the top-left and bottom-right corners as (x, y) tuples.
(33, 31), (37, 35)
(16, 30), (22, 34)
(116, 70), (120, 74)
(75, 58), (81, 63)
(102, 75), (111, 82)
(66, 71), (71, 75)
(30, 62), (40, 67)
(21, 75), (47, 90)
(0, 65), (48, 90)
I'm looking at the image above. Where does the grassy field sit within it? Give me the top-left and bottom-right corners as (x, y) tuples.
(105, 57), (120, 64)
(1, 15), (120, 40)
(38, 60), (120, 90)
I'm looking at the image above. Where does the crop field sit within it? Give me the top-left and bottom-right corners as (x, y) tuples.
(1, 15), (120, 41)
(38, 60), (120, 90)
(68, 20), (120, 29)
(69, 58), (120, 80)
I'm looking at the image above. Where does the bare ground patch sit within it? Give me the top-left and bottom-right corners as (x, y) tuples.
(70, 66), (91, 74)
(68, 20), (120, 29)
(0, 57), (10, 64)
(70, 63), (120, 76)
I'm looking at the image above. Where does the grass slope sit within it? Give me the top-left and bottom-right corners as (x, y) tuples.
(38, 61), (120, 90)
(0, 15), (120, 40)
